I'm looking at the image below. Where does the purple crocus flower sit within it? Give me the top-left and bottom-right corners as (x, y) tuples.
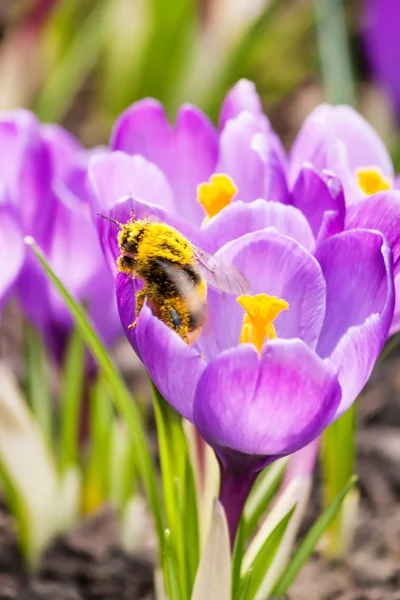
(363, 0), (400, 123)
(97, 192), (393, 543)
(0, 110), (121, 359)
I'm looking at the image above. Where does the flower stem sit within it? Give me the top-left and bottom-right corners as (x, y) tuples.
(218, 464), (258, 547)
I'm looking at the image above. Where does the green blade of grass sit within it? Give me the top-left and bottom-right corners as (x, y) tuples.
(24, 325), (53, 445)
(271, 476), (357, 596)
(241, 508), (295, 600)
(152, 384), (199, 598)
(25, 236), (164, 549)
(59, 328), (86, 474)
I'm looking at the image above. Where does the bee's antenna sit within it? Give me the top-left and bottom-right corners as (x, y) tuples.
(97, 213), (122, 227)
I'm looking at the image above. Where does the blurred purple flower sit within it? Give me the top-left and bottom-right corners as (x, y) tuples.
(0, 110), (121, 359)
(363, 0), (400, 122)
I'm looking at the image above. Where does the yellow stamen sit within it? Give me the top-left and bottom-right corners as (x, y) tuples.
(355, 166), (392, 196)
(197, 173), (237, 220)
(237, 294), (289, 354)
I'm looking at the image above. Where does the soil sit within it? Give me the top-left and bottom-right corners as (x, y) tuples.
(0, 506), (154, 600)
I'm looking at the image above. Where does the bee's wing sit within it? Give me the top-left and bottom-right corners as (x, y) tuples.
(156, 259), (196, 297)
(192, 246), (251, 296)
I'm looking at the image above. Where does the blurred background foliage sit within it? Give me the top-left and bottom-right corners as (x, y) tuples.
(0, 0), (399, 161)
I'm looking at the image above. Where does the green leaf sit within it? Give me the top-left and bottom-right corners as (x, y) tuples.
(164, 529), (184, 600)
(59, 328), (86, 474)
(35, 1), (110, 122)
(236, 570), (252, 600)
(313, 0), (355, 105)
(240, 508), (295, 600)
(320, 403), (358, 558)
(271, 475), (357, 596)
(243, 459), (288, 540)
(152, 384), (199, 598)
(134, 0), (196, 115)
(232, 518), (246, 598)
(191, 500), (231, 600)
(25, 237), (164, 550)
(24, 325), (53, 445)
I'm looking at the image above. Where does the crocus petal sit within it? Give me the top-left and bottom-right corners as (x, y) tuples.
(205, 229), (326, 352)
(289, 104), (393, 205)
(315, 230), (394, 416)
(111, 100), (218, 225)
(88, 151), (175, 214)
(217, 112), (288, 204)
(41, 124), (81, 183)
(219, 79), (264, 128)
(0, 199), (24, 307)
(291, 164), (345, 243)
(0, 110), (54, 242)
(193, 340), (341, 456)
(116, 273), (206, 421)
(346, 190), (400, 273)
(203, 199), (315, 252)
(390, 272), (400, 335)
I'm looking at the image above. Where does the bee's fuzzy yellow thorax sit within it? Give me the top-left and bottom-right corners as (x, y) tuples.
(355, 166), (392, 196)
(237, 293), (289, 354)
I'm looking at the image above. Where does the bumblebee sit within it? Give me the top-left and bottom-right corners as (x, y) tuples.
(100, 214), (250, 343)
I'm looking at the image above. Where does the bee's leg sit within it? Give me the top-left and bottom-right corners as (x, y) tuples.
(128, 288), (147, 330)
(159, 303), (189, 343)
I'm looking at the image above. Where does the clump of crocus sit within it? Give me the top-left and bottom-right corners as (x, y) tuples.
(98, 192), (393, 542)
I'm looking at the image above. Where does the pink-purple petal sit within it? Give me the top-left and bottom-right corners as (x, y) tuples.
(316, 229), (394, 358)
(291, 164), (345, 242)
(116, 272), (206, 421)
(346, 190), (400, 273)
(111, 99), (218, 225)
(0, 200), (25, 307)
(289, 104), (393, 205)
(193, 340), (341, 456)
(316, 230), (394, 414)
(219, 79), (265, 128)
(88, 151), (175, 213)
(214, 229), (326, 349)
(217, 112), (287, 204)
(203, 199), (315, 252)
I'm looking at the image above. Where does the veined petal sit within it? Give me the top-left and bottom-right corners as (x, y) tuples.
(219, 79), (265, 128)
(291, 164), (345, 242)
(0, 110), (54, 242)
(289, 104), (393, 205)
(111, 99), (218, 225)
(116, 273), (206, 421)
(203, 200), (315, 252)
(201, 229), (326, 358)
(315, 230), (394, 416)
(193, 340), (341, 456)
(217, 112), (287, 204)
(346, 190), (400, 273)
(88, 151), (175, 214)
(41, 124), (82, 183)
